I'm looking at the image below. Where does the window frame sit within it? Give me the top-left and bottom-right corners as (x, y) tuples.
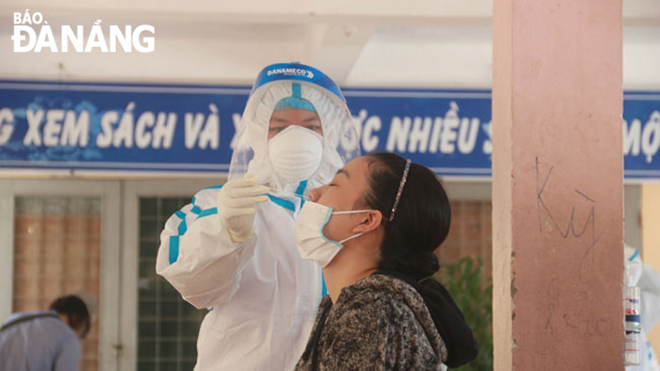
(119, 179), (222, 371)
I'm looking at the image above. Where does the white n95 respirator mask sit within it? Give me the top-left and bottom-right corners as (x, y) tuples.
(268, 126), (323, 185)
(295, 201), (373, 268)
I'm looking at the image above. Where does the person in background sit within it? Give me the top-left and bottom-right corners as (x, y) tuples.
(294, 153), (478, 370)
(626, 245), (660, 371)
(0, 294), (93, 371)
(156, 62), (360, 370)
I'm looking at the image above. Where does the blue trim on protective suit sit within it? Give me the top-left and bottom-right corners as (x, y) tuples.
(629, 249), (640, 261)
(268, 195), (296, 212)
(295, 180), (308, 196)
(197, 208), (218, 219)
(274, 83), (317, 112)
(169, 182), (307, 265)
(169, 236), (180, 265)
(169, 185), (225, 265)
(177, 218), (187, 236)
(292, 82), (302, 98)
(169, 211), (188, 264)
(321, 271), (328, 297)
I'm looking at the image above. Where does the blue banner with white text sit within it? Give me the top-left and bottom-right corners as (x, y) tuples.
(0, 81), (658, 179)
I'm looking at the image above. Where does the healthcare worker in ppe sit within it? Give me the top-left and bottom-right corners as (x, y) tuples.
(156, 62), (360, 370)
(625, 245), (660, 371)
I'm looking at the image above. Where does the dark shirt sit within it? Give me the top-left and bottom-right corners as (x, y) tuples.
(296, 274), (448, 370)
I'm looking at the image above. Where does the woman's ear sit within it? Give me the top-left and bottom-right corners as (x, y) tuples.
(352, 210), (382, 234)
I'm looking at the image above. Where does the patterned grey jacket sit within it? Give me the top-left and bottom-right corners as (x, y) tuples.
(295, 274), (448, 370)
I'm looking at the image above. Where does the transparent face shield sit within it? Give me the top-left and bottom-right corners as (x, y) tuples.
(228, 63), (361, 203)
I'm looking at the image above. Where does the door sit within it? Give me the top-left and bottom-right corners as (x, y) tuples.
(0, 179), (121, 371)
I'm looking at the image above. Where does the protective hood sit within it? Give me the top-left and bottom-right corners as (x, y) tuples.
(228, 62), (361, 202)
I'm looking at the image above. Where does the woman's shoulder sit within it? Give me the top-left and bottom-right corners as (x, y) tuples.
(336, 274), (446, 346)
(335, 274), (424, 318)
(341, 273), (421, 301)
(328, 274), (447, 368)
(326, 274), (429, 349)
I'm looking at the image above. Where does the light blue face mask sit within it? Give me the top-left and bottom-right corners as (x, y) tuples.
(295, 200), (373, 268)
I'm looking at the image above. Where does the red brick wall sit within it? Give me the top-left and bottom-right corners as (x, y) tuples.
(437, 200), (493, 280)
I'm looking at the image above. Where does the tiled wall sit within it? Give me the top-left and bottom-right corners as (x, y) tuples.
(137, 197), (206, 371)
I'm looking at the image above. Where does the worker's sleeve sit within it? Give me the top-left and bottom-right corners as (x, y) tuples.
(639, 262), (660, 332)
(53, 335), (81, 371)
(155, 186), (258, 309)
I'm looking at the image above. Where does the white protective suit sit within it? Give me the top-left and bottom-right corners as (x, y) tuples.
(625, 245), (660, 371)
(156, 63), (360, 370)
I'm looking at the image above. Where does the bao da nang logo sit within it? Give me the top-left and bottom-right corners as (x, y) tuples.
(11, 9), (155, 53)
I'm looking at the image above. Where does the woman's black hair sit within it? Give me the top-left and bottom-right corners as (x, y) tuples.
(49, 295), (91, 339)
(362, 152), (451, 280)
(364, 153), (478, 367)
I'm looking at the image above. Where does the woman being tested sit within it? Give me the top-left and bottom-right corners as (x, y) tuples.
(294, 153), (478, 370)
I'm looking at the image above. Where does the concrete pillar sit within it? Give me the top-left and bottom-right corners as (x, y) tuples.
(492, 0), (624, 369)
(642, 184), (660, 356)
